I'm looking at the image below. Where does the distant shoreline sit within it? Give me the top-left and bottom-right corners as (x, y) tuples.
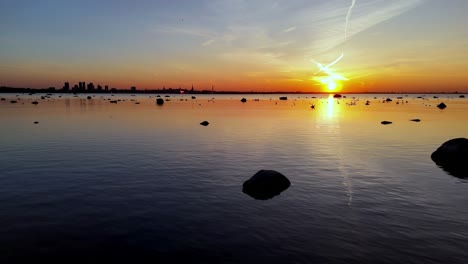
(0, 86), (466, 95)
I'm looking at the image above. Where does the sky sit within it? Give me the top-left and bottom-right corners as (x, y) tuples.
(1, 0), (468, 93)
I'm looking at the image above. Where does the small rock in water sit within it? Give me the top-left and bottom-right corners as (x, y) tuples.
(381, 121), (392, 125)
(279, 96), (288, 100)
(243, 170), (291, 200)
(33, 121), (39, 124)
(87, 96), (92, 99)
(385, 98), (392, 102)
(460, 95), (465, 98)
(333, 94), (342, 98)
(31, 101), (39, 105)
(200, 121), (209, 126)
(437, 102), (447, 109)
(0, 98), (5, 101)
(240, 98), (247, 103)
(410, 119), (421, 122)
(110, 100), (117, 103)
(156, 98), (164, 105)
(10, 100), (17, 103)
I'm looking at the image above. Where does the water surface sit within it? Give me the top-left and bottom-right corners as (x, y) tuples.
(1, 93), (467, 263)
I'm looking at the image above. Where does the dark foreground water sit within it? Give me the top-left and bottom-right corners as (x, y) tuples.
(1, 93), (467, 263)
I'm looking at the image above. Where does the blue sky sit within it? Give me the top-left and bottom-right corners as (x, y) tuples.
(1, 0), (468, 92)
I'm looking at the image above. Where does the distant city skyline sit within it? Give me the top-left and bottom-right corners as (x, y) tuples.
(1, 0), (468, 93)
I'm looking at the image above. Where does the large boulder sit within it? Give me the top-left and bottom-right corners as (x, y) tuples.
(431, 138), (468, 178)
(242, 170), (290, 200)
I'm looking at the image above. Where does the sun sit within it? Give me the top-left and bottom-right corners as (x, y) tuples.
(327, 80), (338, 91)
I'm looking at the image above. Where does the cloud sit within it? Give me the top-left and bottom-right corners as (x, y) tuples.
(152, 0), (426, 67)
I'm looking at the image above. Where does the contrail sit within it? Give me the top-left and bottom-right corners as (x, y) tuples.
(345, 0), (356, 40)
(314, 53), (344, 74)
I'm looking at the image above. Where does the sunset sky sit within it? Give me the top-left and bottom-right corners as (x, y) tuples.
(1, 0), (467, 93)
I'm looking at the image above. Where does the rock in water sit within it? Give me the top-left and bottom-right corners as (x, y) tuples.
(333, 94), (342, 98)
(242, 170), (291, 200)
(31, 101), (39, 105)
(87, 96), (92, 99)
(437, 102), (447, 109)
(279, 96), (288, 100)
(240, 98), (247, 103)
(381, 121), (392, 125)
(410, 119), (421, 122)
(200, 121), (209, 126)
(156, 98), (164, 105)
(431, 138), (468, 178)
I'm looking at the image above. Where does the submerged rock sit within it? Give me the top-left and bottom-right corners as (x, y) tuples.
(410, 119), (421, 122)
(381, 121), (392, 125)
(156, 98), (164, 105)
(431, 138), (468, 178)
(437, 102), (447, 109)
(242, 170), (291, 200)
(200, 121), (209, 126)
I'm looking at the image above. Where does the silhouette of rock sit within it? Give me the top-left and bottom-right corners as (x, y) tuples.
(241, 98), (247, 103)
(437, 102), (447, 109)
(0, 98), (5, 101)
(87, 96), (92, 99)
(431, 138), (468, 178)
(242, 170), (291, 200)
(41, 96), (45, 99)
(10, 100), (17, 103)
(365, 100), (370, 105)
(410, 119), (421, 122)
(31, 101), (39, 105)
(460, 95), (465, 98)
(192, 96), (196, 99)
(110, 100), (117, 103)
(385, 98), (392, 102)
(156, 98), (164, 105)
(279, 96), (288, 100)
(381, 121), (392, 125)
(33, 121), (39, 124)
(135, 102), (140, 104)
(333, 94), (342, 98)
(200, 121), (209, 126)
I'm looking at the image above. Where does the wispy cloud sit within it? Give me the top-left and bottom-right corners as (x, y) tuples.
(152, 0), (426, 69)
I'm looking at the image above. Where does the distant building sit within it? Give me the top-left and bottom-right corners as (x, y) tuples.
(97, 85), (102, 92)
(63, 82), (70, 92)
(87, 83), (95, 92)
(105, 85), (109, 92)
(131, 86), (136, 92)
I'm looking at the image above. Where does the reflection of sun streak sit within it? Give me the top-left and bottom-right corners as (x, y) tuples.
(326, 94), (335, 118)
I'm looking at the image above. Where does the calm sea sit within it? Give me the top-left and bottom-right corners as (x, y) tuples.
(1, 93), (467, 263)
